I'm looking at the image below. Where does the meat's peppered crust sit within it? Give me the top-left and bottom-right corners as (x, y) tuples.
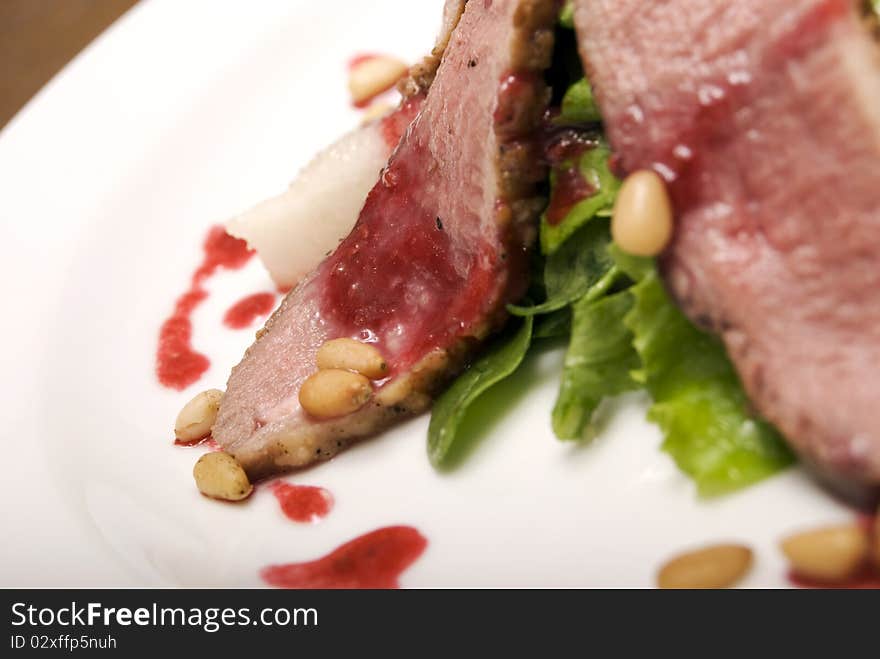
(399, 0), (467, 97)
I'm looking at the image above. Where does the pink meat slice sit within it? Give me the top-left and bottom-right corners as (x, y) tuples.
(213, 0), (557, 479)
(573, 0), (880, 485)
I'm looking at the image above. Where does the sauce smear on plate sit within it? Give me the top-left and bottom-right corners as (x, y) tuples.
(156, 226), (253, 390)
(270, 481), (334, 523)
(260, 526), (427, 588)
(223, 292), (276, 329)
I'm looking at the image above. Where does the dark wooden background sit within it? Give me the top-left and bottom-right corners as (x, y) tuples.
(0, 0), (138, 129)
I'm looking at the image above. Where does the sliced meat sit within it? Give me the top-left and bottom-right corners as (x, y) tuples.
(226, 99), (422, 289)
(213, 0), (557, 479)
(574, 0), (880, 485)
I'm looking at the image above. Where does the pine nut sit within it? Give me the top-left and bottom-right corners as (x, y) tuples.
(348, 55), (408, 105)
(299, 369), (372, 419)
(316, 338), (387, 379)
(193, 452), (252, 501)
(174, 389), (223, 444)
(657, 543), (753, 589)
(360, 102), (394, 124)
(612, 169), (674, 256)
(781, 524), (869, 582)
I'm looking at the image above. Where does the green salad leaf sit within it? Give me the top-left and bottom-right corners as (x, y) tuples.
(553, 291), (640, 440)
(560, 79), (601, 124)
(509, 219), (617, 317)
(607, 243), (653, 283)
(533, 307), (572, 340)
(428, 316), (534, 467)
(559, 1), (574, 28)
(540, 144), (619, 255)
(625, 271), (795, 496)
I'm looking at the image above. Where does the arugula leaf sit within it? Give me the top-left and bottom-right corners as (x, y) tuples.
(533, 307), (571, 340)
(607, 243), (653, 283)
(559, 1), (574, 28)
(540, 144), (619, 255)
(509, 219), (617, 317)
(428, 316), (534, 467)
(560, 79), (601, 124)
(552, 291), (641, 440)
(625, 272), (794, 496)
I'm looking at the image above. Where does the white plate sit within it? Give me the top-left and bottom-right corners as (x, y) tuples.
(0, 0), (854, 587)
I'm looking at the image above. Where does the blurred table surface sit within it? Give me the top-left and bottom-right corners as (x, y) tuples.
(0, 0), (138, 129)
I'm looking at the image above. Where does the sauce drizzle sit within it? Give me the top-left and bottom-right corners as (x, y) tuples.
(270, 481), (334, 523)
(223, 292), (277, 330)
(260, 526), (427, 589)
(542, 128), (599, 226)
(545, 165), (595, 226)
(378, 95), (423, 149)
(156, 226), (253, 390)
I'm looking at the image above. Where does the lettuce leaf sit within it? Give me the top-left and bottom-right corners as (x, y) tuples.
(428, 316), (534, 467)
(607, 243), (653, 283)
(560, 79), (601, 124)
(625, 272), (794, 496)
(540, 144), (619, 255)
(559, 1), (574, 28)
(533, 307), (572, 340)
(552, 290), (640, 440)
(509, 218), (617, 317)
